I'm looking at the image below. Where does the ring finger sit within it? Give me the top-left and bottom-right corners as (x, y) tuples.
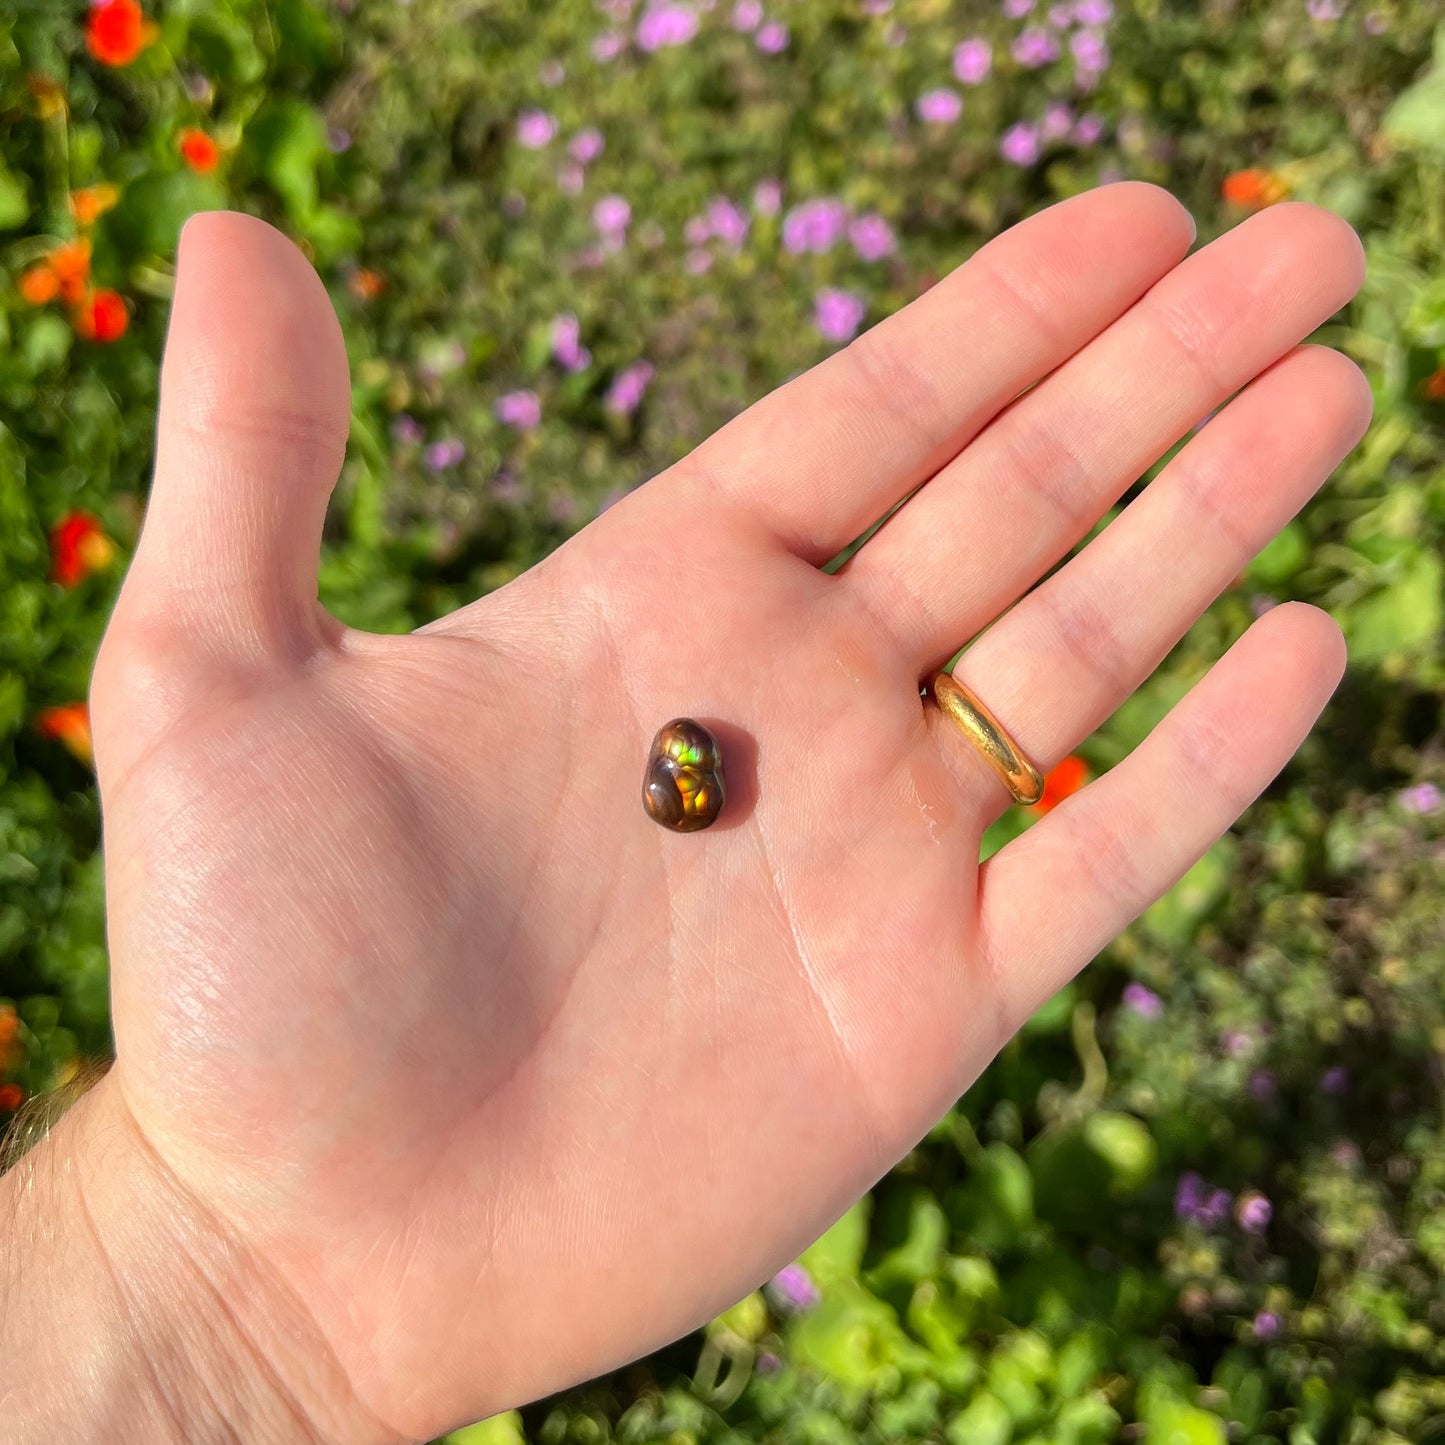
(928, 342), (1372, 806)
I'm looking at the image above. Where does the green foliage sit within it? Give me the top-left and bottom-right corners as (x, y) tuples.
(2, 0), (1444, 1442)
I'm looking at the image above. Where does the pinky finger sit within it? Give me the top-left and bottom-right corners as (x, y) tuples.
(974, 602), (1346, 1036)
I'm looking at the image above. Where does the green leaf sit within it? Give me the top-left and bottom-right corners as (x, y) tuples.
(1340, 551), (1443, 662)
(0, 165), (30, 229)
(1382, 25), (1445, 157)
(799, 1198), (869, 1284)
(945, 1390), (1013, 1445)
(441, 1413), (526, 1445)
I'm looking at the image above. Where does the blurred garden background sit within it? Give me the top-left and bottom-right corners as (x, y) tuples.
(3, 0), (1445, 1441)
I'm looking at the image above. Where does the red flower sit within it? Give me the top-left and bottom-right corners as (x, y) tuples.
(0, 1083), (23, 1112)
(1028, 754), (1090, 815)
(177, 128), (221, 174)
(73, 288), (129, 343)
(49, 510), (115, 586)
(35, 702), (93, 766)
(85, 0), (150, 67)
(1422, 367), (1445, 402)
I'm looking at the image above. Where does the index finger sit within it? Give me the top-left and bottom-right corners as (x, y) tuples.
(677, 182), (1196, 563)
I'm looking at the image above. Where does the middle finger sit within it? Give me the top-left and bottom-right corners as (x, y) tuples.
(843, 202), (1365, 669)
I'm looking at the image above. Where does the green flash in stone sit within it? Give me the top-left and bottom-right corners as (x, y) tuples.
(643, 718), (726, 832)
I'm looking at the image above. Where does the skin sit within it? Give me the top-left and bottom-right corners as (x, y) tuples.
(0, 184), (1370, 1443)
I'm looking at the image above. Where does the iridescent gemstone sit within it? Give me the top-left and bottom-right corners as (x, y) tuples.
(642, 718), (726, 832)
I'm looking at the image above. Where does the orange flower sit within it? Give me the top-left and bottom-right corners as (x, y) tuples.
(26, 73), (68, 119)
(49, 510), (116, 586)
(73, 288), (129, 343)
(177, 129), (221, 174)
(48, 238), (92, 304)
(1221, 168), (1288, 209)
(18, 264), (60, 305)
(348, 268), (387, 302)
(1028, 754), (1090, 815)
(85, 0), (151, 67)
(1422, 367), (1445, 402)
(0, 1084), (23, 1112)
(35, 703), (93, 765)
(0, 1007), (16, 1047)
(70, 183), (121, 227)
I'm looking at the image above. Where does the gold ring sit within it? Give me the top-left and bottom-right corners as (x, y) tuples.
(928, 671), (1044, 806)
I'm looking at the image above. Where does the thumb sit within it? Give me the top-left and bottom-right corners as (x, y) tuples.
(115, 210), (351, 663)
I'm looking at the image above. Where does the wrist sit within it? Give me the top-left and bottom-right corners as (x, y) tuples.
(0, 1073), (405, 1445)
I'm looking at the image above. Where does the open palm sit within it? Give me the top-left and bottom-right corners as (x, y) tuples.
(86, 185), (1368, 1442)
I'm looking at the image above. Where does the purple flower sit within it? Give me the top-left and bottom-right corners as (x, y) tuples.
(1002, 0), (1035, 15)
(1000, 121), (1042, 165)
(1071, 27), (1110, 73)
(848, 213), (896, 262)
(1221, 1028), (1253, 1057)
(593, 193), (632, 239)
(593, 29), (627, 61)
(1364, 10), (1387, 33)
(1072, 111), (1105, 145)
(601, 0), (635, 17)
(1048, 2), (1073, 25)
(953, 37), (992, 83)
(390, 413), (424, 446)
(516, 109), (557, 149)
(1074, 0), (1112, 21)
(769, 1263), (820, 1311)
(1249, 1069), (1277, 1103)
(1012, 26), (1060, 66)
(1174, 1171), (1205, 1222)
(1237, 1191), (1272, 1234)
(756, 19), (789, 52)
(684, 215), (712, 244)
(1122, 982), (1163, 1019)
(636, 2), (699, 49)
(1307, 0), (1343, 18)
(782, 197), (848, 254)
(1252, 1311), (1283, 1341)
(1198, 1188), (1233, 1228)
(707, 195), (750, 248)
(605, 360), (655, 415)
(559, 162), (585, 194)
(862, 0), (892, 12)
(814, 287), (867, 344)
(1041, 100), (1075, 140)
(1175, 1172), (1233, 1228)
(731, 0), (762, 28)
(686, 248), (713, 273)
(569, 127), (606, 164)
(423, 437), (466, 471)
(326, 126), (352, 154)
(1250, 594), (1279, 619)
(1320, 1065), (1349, 1096)
(495, 390), (541, 430)
(754, 178), (783, 216)
(551, 313), (591, 372)
(915, 88), (963, 124)
(755, 1350), (783, 1374)
(539, 58), (565, 86)
(1400, 782), (1443, 815)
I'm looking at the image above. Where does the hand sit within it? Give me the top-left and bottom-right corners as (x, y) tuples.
(16, 184), (1369, 1442)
